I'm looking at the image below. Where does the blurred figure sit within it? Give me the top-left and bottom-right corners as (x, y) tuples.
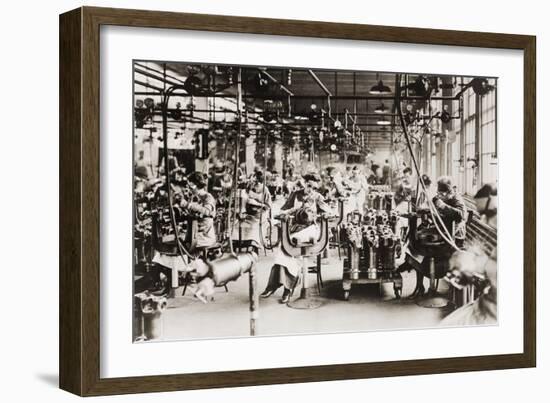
(347, 166), (369, 213)
(473, 183), (498, 228)
(135, 149), (153, 180)
(441, 183), (498, 326)
(382, 159), (391, 185)
(283, 166), (300, 196)
(158, 150), (179, 175)
(207, 161), (225, 198)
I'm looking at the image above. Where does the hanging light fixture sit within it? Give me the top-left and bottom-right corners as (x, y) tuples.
(374, 103), (387, 114)
(408, 75), (433, 97)
(369, 74), (392, 94)
(471, 78), (493, 96)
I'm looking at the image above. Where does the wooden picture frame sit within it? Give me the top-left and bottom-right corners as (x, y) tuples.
(59, 6), (536, 396)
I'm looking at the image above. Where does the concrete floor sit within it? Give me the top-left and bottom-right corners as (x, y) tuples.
(157, 248), (453, 341)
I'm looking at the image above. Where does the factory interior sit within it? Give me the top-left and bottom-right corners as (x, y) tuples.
(132, 62), (498, 341)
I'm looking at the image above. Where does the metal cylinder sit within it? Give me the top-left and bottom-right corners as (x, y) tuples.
(429, 257), (437, 291)
(135, 292), (167, 341)
(368, 245), (378, 279)
(171, 266), (179, 289)
(210, 252), (258, 285)
(143, 311), (163, 340)
(350, 247), (360, 280)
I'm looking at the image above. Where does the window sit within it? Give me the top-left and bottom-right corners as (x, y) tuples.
(480, 86), (497, 185)
(449, 132), (462, 194)
(463, 88), (477, 195)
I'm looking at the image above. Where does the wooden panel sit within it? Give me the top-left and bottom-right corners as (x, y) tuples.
(59, 8), (83, 396)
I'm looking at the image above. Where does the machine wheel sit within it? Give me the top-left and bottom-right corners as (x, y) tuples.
(343, 290), (350, 301)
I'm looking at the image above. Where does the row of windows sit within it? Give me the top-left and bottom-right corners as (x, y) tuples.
(448, 79), (497, 196)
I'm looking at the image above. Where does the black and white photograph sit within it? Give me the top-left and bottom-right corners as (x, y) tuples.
(132, 61), (498, 342)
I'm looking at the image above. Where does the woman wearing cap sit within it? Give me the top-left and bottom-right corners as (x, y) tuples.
(232, 171), (272, 253)
(260, 173), (334, 303)
(180, 172), (217, 249)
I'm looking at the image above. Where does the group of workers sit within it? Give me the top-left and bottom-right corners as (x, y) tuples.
(134, 149), (498, 324)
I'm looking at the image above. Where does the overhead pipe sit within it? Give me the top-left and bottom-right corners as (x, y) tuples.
(307, 70), (333, 97)
(258, 68), (294, 96)
(308, 70), (332, 118)
(134, 80), (164, 93)
(134, 67), (183, 89)
(134, 62), (186, 84)
(143, 108), (398, 118)
(134, 92), (461, 101)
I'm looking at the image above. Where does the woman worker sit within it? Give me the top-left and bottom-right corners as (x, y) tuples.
(260, 173), (334, 303)
(347, 165), (369, 214)
(232, 171), (272, 253)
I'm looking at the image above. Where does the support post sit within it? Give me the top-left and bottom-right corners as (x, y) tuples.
(287, 254), (323, 309)
(249, 262), (259, 336)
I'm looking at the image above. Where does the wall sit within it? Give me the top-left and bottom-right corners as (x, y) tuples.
(0, 1), (546, 402)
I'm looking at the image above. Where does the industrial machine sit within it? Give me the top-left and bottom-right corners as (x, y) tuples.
(340, 206), (403, 300)
(400, 208), (458, 307)
(366, 185), (396, 211)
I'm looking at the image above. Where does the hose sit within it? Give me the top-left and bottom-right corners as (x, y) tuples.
(161, 86), (193, 260)
(259, 129), (271, 252)
(395, 75), (460, 252)
(227, 68), (243, 257)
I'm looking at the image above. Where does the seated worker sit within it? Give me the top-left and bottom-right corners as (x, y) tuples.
(149, 168), (193, 296)
(260, 173), (333, 303)
(180, 172), (217, 250)
(232, 171), (272, 253)
(441, 183), (497, 326)
(267, 170), (283, 199)
(283, 167), (300, 196)
(432, 176), (467, 248)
